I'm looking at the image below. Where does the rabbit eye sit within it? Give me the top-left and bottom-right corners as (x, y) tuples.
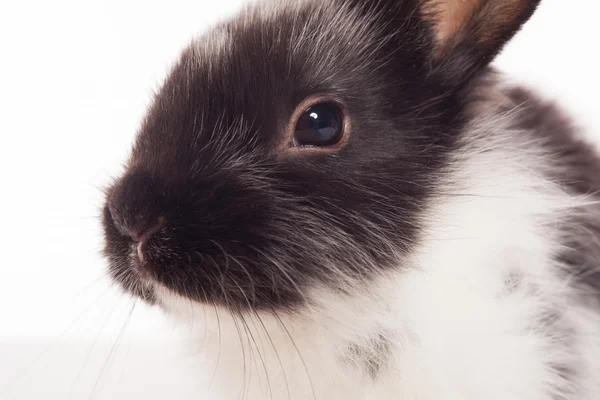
(293, 103), (344, 147)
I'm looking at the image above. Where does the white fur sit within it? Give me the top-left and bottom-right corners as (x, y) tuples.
(152, 93), (600, 399)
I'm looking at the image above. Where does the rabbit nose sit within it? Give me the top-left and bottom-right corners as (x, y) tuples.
(107, 172), (165, 242)
(115, 213), (163, 242)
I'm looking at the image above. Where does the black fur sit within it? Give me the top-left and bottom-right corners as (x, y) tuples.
(502, 86), (600, 301)
(102, 0), (548, 311)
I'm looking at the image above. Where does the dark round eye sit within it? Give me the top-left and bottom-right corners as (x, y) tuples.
(294, 102), (344, 147)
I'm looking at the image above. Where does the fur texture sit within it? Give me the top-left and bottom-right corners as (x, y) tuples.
(102, 0), (600, 398)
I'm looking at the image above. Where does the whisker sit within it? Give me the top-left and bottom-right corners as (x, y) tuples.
(210, 260), (249, 400)
(254, 310), (289, 400)
(88, 300), (137, 399)
(231, 313), (249, 400)
(271, 307), (316, 400)
(206, 300), (223, 392)
(66, 295), (122, 397)
(239, 314), (264, 398)
(68, 274), (110, 304)
(113, 300), (139, 390)
(241, 311), (272, 400)
(0, 285), (113, 397)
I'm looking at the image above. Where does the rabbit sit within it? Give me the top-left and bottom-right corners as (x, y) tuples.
(101, 0), (600, 399)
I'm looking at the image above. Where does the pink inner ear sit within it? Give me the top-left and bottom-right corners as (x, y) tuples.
(422, 0), (530, 58)
(422, 0), (483, 47)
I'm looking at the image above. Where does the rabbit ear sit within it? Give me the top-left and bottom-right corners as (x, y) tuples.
(345, 0), (540, 87)
(421, 0), (541, 84)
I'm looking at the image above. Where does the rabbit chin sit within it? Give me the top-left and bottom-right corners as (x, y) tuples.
(149, 105), (600, 400)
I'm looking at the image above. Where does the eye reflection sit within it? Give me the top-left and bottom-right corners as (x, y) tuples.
(294, 103), (343, 147)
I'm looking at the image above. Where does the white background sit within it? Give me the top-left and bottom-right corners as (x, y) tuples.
(0, 0), (598, 399)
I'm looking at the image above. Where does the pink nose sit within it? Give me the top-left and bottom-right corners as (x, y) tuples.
(110, 209), (163, 242)
(122, 218), (162, 242)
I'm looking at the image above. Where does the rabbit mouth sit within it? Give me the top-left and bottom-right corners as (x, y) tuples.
(114, 243), (156, 303)
(101, 205), (157, 303)
(132, 239), (149, 264)
(119, 254), (158, 304)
